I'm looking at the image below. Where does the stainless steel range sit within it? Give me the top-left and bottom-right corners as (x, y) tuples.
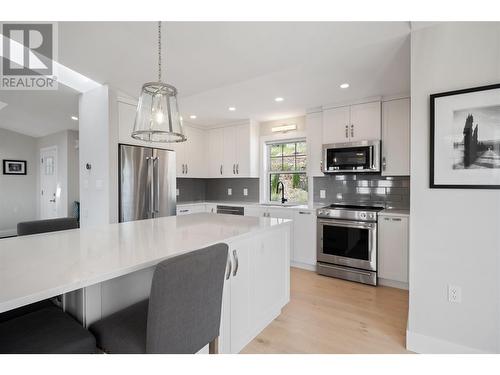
(316, 204), (384, 286)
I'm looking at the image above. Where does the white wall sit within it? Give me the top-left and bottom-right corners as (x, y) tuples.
(408, 22), (500, 353)
(79, 85), (111, 227)
(0, 128), (37, 236)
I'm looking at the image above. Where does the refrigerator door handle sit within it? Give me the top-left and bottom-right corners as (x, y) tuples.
(154, 156), (160, 214)
(146, 156), (154, 218)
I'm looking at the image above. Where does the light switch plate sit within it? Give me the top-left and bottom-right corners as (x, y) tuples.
(243, 188), (248, 196)
(227, 188), (232, 196)
(320, 189), (326, 199)
(95, 179), (103, 190)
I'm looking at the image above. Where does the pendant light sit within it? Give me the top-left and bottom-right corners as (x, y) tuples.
(131, 22), (186, 143)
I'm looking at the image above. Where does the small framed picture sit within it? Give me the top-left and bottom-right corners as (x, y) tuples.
(430, 83), (500, 189)
(3, 160), (27, 175)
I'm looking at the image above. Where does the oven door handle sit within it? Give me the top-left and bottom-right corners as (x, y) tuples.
(318, 218), (376, 230)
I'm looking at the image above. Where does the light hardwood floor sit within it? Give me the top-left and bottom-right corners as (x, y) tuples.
(241, 267), (410, 354)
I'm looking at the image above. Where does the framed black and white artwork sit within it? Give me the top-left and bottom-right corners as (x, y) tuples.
(430, 83), (500, 189)
(3, 160), (27, 175)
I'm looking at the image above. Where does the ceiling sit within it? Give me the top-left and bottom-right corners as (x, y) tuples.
(56, 22), (409, 128)
(0, 84), (79, 138)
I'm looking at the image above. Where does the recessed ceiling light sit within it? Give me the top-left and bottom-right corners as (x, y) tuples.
(274, 97), (284, 102)
(71, 116), (78, 121)
(340, 83), (350, 89)
(189, 115), (197, 119)
(228, 107), (236, 111)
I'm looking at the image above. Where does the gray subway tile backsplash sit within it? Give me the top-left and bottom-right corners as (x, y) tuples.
(313, 174), (410, 209)
(177, 178), (259, 203)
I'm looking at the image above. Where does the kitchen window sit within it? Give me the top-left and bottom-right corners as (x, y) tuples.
(267, 140), (308, 203)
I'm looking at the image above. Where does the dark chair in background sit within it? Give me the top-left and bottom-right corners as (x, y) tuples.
(0, 216), (95, 354)
(89, 243), (228, 354)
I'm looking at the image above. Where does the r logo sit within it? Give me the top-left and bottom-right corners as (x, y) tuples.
(2, 23), (53, 76)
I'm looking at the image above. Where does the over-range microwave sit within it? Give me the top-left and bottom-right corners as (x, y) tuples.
(322, 140), (381, 173)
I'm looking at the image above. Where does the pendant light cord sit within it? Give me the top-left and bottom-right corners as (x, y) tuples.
(158, 21), (162, 82)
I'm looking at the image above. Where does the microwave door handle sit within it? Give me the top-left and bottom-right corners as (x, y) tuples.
(154, 156), (160, 214)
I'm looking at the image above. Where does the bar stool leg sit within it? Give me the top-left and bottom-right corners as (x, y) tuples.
(209, 337), (219, 354)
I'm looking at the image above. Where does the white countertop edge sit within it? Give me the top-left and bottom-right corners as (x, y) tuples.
(0, 216), (292, 314)
(379, 209), (410, 217)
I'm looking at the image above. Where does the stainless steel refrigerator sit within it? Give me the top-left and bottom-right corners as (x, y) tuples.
(119, 144), (176, 223)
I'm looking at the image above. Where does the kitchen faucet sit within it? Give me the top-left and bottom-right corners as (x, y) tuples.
(276, 181), (288, 205)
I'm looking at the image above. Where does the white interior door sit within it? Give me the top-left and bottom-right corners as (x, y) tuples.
(40, 147), (58, 219)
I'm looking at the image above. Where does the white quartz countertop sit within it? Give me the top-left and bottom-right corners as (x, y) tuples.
(0, 213), (290, 314)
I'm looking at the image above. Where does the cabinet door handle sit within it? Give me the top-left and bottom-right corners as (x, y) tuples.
(232, 249), (239, 276)
(236, 163), (239, 174)
(350, 124), (354, 138)
(382, 156), (387, 171)
(298, 211), (311, 215)
(220, 165), (223, 175)
(186, 164), (188, 174)
(392, 218), (402, 222)
(226, 256), (232, 280)
(181, 164), (184, 174)
(384, 217), (390, 221)
(233, 164), (236, 174)
(345, 125), (349, 138)
(179, 209), (189, 213)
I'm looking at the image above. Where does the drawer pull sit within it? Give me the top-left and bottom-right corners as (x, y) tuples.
(392, 218), (402, 222)
(298, 211), (311, 215)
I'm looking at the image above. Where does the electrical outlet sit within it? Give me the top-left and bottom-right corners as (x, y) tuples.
(243, 188), (248, 196)
(227, 188), (232, 196)
(448, 285), (462, 303)
(320, 189), (326, 199)
(176, 188), (180, 196)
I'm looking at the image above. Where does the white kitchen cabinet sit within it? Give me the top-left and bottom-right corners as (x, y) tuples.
(205, 203), (217, 214)
(243, 206), (263, 217)
(208, 128), (224, 177)
(207, 121), (259, 178)
(322, 105), (351, 144)
(223, 126), (237, 177)
(228, 240), (252, 353)
(378, 213), (409, 287)
(322, 101), (381, 144)
(349, 101), (381, 141)
(382, 98), (410, 176)
(219, 223), (291, 353)
(292, 209), (317, 269)
(176, 204), (206, 215)
(306, 111), (324, 177)
(175, 126), (205, 178)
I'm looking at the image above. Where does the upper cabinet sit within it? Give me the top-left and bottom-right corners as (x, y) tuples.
(172, 125), (205, 178)
(322, 101), (381, 144)
(306, 111), (324, 177)
(381, 98), (410, 176)
(207, 121), (259, 178)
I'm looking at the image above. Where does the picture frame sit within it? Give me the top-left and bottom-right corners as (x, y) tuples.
(430, 83), (500, 189)
(2, 160), (27, 175)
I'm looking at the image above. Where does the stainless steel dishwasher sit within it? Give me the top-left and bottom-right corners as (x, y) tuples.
(216, 205), (244, 215)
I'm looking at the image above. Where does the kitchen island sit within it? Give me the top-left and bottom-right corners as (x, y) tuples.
(0, 213), (291, 354)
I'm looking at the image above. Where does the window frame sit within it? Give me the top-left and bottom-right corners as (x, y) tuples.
(266, 138), (308, 204)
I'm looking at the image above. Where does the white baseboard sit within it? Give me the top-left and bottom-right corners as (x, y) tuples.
(378, 278), (408, 290)
(406, 330), (491, 354)
(291, 261), (316, 272)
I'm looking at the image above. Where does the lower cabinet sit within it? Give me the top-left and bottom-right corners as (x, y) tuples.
(220, 225), (291, 353)
(377, 213), (409, 287)
(292, 209), (317, 269)
(176, 204), (206, 215)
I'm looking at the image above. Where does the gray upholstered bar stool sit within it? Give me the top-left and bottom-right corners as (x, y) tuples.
(0, 216), (95, 354)
(89, 243), (228, 354)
